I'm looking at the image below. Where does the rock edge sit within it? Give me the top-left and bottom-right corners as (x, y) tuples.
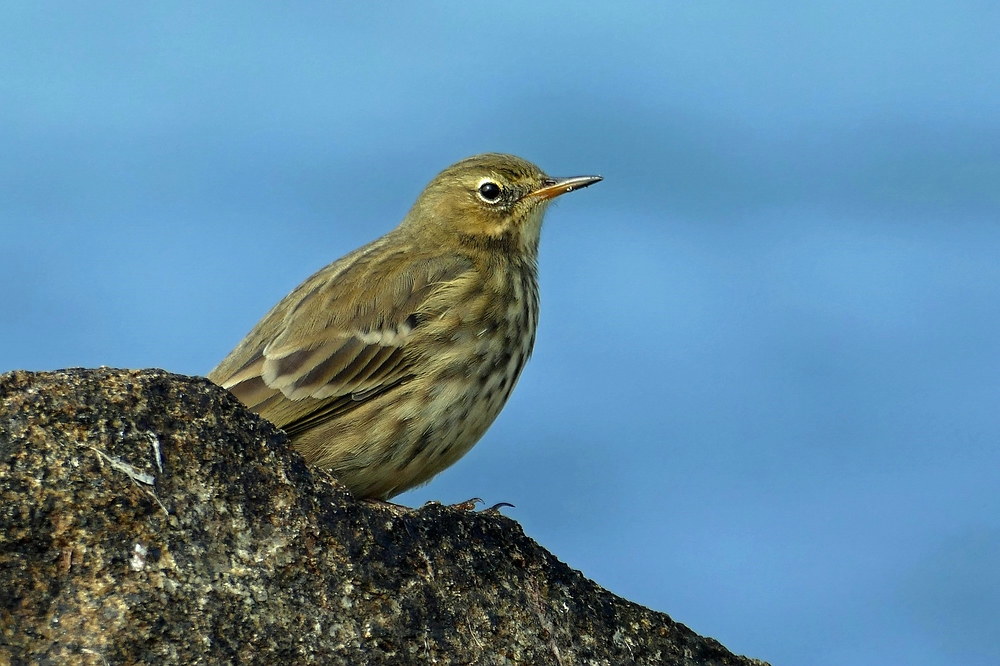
(0, 368), (767, 666)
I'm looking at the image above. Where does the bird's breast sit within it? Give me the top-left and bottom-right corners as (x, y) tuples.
(408, 262), (539, 446)
(316, 259), (541, 498)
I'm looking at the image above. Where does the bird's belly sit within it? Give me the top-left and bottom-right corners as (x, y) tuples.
(382, 345), (529, 495)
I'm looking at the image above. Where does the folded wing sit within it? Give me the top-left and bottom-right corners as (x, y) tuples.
(208, 241), (473, 434)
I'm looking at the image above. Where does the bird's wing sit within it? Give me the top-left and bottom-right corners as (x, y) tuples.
(208, 241), (474, 433)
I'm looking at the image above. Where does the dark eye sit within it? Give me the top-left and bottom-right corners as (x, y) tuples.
(477, 181), (502, 203)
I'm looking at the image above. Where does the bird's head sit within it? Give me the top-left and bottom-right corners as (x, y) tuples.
(402, 153), (601, 256)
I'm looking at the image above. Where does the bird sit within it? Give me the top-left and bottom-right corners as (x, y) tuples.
(208, 153), (601, 500)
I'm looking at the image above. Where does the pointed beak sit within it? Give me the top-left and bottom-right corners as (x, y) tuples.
(529, 175), (603, 201)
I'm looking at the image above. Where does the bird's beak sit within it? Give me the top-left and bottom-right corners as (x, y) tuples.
(529, 175), (603, 201)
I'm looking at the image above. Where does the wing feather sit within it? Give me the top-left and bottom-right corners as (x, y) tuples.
(208, 237), (474, 433)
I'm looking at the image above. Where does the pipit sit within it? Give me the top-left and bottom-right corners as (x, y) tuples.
(208, 153), (601, 499)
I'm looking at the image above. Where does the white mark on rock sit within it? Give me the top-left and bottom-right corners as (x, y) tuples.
(147, 431), (163, 473)
(130, 543), (148, 571)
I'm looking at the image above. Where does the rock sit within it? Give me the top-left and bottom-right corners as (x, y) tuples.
(0, 368), (767, 666)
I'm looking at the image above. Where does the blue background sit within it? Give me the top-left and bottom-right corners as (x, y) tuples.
(3, 3), (999, 664)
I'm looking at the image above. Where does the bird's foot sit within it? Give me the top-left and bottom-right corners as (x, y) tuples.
(424, 498), (514, 513)
(362, 497), (413, 515)
(448, 497), (484, 511)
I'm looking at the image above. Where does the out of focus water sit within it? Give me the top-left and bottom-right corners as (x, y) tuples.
(3, 4), (998, 664)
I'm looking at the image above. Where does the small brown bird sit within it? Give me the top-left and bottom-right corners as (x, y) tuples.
(208, 153), (601, 499)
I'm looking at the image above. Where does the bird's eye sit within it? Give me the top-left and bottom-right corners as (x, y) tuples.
(477, 181), (502, 203)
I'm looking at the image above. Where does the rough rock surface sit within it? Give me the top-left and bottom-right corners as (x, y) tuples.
(0, 368), (767, 666)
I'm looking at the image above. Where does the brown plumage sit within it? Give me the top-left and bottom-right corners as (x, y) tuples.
(208, 153), (601, 499)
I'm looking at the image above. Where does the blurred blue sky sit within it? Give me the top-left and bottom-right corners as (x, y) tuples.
(2, 3), (999, 664)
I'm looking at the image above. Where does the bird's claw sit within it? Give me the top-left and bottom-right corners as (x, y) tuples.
(449, 497), (484, 511)
(421, 498), (513, 514)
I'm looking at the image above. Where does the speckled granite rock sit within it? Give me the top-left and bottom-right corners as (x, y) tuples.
(0, 368), (766, 666)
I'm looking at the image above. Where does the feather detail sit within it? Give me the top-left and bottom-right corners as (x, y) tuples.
(208, 241), (476, 433)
